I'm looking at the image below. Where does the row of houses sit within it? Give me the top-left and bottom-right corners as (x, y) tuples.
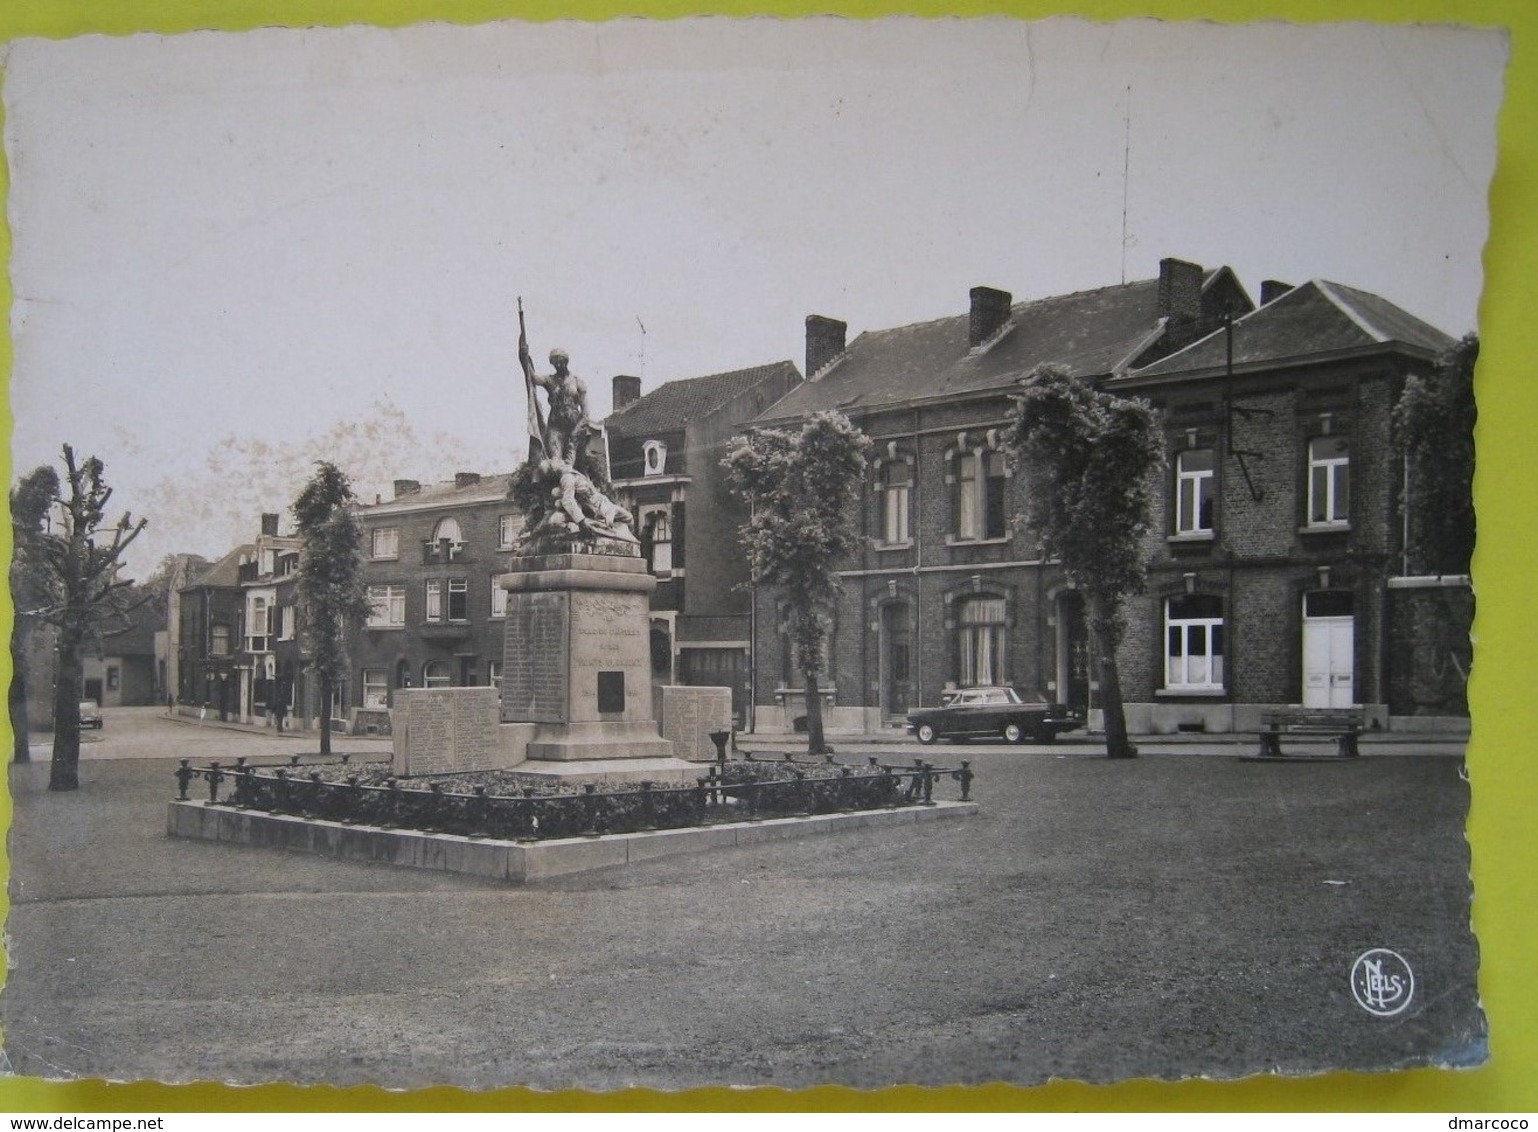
(172, 257), (1472, 736)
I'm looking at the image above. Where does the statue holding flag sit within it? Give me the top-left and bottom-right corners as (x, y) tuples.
(512, 301), (638, 554)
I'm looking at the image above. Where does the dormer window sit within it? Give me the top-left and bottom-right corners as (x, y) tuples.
(643, 440), (668, 476)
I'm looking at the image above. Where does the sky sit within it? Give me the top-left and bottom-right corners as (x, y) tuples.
(1, 17), (1508, 574)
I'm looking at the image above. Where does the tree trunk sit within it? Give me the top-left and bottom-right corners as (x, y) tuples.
(318, 674), (333, 756)
(803, 669), (829, 756)
(10, 627), (31, 764)
(50, 626), (84, 790)
(1089, 593), (1138, 760)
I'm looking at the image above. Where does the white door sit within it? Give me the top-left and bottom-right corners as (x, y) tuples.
(1303, 616), (1354, 708)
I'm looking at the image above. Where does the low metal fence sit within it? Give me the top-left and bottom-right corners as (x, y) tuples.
(173, 753), (974, 842)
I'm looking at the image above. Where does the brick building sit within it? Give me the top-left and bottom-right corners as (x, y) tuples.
(746, 260), (1458, 734)
(350, 473), (520, 730)
(1108, 277), (1456, 730)
(178, 513), (308, 727)
(603, 361), (803, 727)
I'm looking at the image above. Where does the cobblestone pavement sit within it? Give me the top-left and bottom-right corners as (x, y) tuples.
(2, 710), (1483, 1093)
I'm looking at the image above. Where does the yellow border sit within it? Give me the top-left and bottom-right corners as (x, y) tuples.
(2, 0), (1532, 1114)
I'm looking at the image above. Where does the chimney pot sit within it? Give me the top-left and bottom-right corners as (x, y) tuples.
(805, 315), (847, 378)
(260, 512), (280, 537)
(393, 479), (421, 498)
(969, 286), (1013, 348)
(612, 375), (642, 412)
(1260, 279), (1294, 305)
(454, 472), (481, 489)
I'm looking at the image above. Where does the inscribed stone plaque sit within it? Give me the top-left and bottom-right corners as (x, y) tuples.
(568, 589), (650, 721)
(660, 685), (734, 761)
(393, 687), (499, 775)
(503, 590), (569, 723)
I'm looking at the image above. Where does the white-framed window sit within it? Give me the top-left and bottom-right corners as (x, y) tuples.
(367, 584), (406, 628)
(488, 661), (502, 690)
(954, 450), (1008, 541)
(246, 596), (270, 653)
(1175, 448), (1216, 534)
(362, 669), (389, 709)
(423, 661), (452, 688)
(957, 596), (1007, 686)
(641, 507), (673, 574)
(491, 582), (508, 619)
(448, 578), (468, 621)
(643, 439), (668, 476)
(425, 580), (442, 621)
(1307, 436), (1351, 525)
(276, 604), (294, 641)
(1165, 594), (1225, 690)
(371, 527), (399, 560)
(498, 514), (518, 550)
(881, 460), (912, 545)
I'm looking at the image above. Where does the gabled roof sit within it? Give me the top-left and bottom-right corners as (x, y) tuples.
(1123, 279), (1455, 383)
(605, 361), (802, 438)
(182, 544), (253, 592)
(757, 275), (1206, 423)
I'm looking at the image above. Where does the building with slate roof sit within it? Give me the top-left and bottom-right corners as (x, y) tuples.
(746, 260), (1465, 735)
(603, 360), (804, 727)
(1108, 277), (1464, 729)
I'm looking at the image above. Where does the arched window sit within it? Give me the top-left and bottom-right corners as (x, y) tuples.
(957, 596), (1007, 686)
(643, 440), (668, 476)
(1165, 594), (1225, 690)
(428, 517), (465, 559)
(422, 661), (452, 688)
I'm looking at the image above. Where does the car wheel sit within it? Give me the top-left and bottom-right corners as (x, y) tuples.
(1002, 722), (1025, 743)
(915, 723), (939, 745)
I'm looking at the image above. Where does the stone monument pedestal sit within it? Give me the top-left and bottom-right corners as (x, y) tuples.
(500, 552), (684, 769)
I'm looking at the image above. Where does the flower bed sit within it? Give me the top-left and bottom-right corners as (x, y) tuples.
(175, 754), (973, 843)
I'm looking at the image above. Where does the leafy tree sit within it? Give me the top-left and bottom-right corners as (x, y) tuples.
(724, 411), (871, 755)
(1394, 333), (1477, 576)
(10, 447), (148, 789)
(293, 462), (370, 755)
(1003, 367), (1163, 760)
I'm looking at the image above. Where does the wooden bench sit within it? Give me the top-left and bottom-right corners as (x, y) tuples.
(1256, 708), (1364, 758)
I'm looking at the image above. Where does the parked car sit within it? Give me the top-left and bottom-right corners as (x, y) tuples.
(78, 700), (103, 730)
(906, 686), (1082, 744)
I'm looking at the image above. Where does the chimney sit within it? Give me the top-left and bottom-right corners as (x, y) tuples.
(260, 512), (280, 537)
(969, 286), (1013, 348)
(454, 472), (481, 489)
(805, 315), (847, 378)
(1260, 279), (1294, 306)
(1158, 258), (1204, 322)
(612, 375), (642, 412)
(393, 479), (421, 498)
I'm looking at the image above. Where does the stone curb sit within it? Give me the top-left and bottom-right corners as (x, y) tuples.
(166, 798), (981, 883)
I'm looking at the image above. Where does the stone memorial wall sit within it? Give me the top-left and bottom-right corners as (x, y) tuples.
(660, 685), (734, 761)
(393, 687), (501, 775)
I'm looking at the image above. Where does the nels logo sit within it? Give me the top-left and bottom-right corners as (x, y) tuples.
(1350, 948), (1416, 1017)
